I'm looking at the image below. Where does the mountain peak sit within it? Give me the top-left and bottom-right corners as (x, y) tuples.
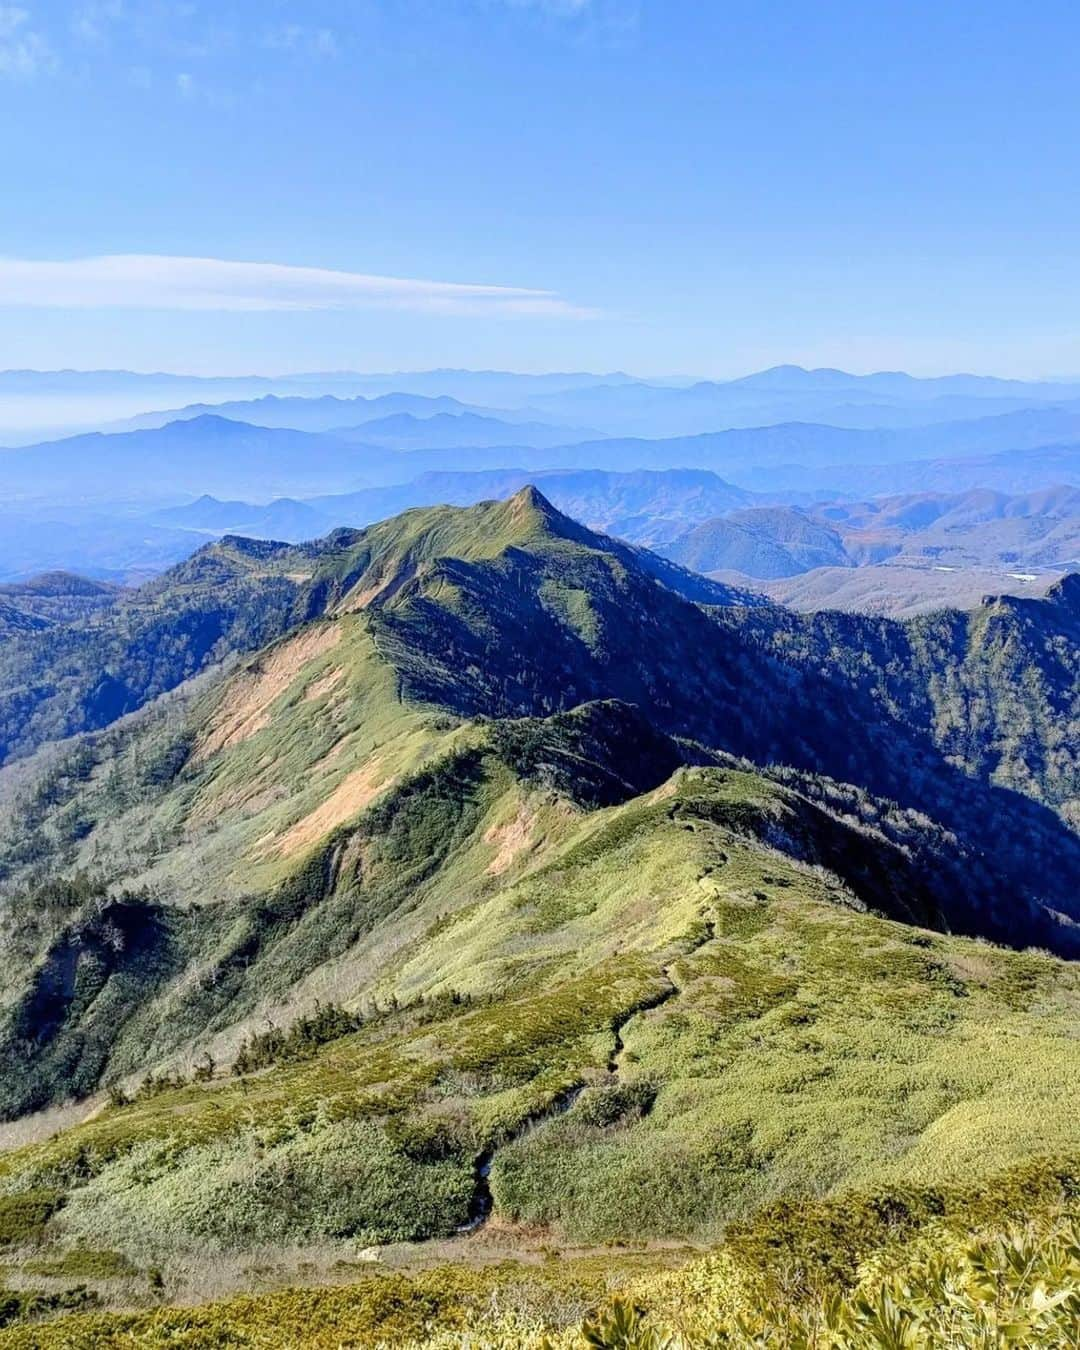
(498, 483), (601, 547)
(508, 482), (557, 515)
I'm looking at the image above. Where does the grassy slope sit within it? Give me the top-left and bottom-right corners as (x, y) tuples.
(0, 487), (1076, 1106)
(0, 768), (1077, 1249)
(0, 490), (1077, 1337)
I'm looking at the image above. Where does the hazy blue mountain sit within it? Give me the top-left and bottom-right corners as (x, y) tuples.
(349, 408), (1080, 481)
(739, 441), (1080, 495)
(116, 391), (496, 433)
(723, 364), (1080, 400)
(0, 369), (646, 441)
(0, 416), (377, 503)
(0, 369), (419, 444)
(11, 365), (1080, 445)
(337, 410), (599, 448)
(150, 494), (272, 529)
(148, 468), (756, 548)
(529, 373), (1080, 437)
(153, 494), (330, 541)
(336, 410), (598, 449)
(7, 384), (1080, 570)
(0, 512), (200, 584)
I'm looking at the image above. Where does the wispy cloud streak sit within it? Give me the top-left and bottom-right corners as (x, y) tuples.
(0, 255), (596, 318)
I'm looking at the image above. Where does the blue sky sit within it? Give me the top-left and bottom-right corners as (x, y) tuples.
(2, 0), (1080, 376)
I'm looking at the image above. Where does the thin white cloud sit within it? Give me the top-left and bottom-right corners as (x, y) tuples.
(0, 4), (53, 77)
(0, 254), (596, 318)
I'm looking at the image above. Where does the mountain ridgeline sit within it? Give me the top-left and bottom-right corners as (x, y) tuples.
(3, 488), (1076, 891)
(0, 485), (1078, 1341)
(0, 493), (752, 766)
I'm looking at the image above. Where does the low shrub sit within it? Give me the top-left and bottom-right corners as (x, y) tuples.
(0, 1192), (62, 1248)
(0, 1286), (100, 1332)
(58, 1118), (474, 1254)
(22, 1248), (135, 1279)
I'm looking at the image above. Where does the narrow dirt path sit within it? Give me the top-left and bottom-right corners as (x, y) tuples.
(459, 910), (719, 1235)
(606, 980), (678, 1075)
(457, 1083), (585, 1234)
(607, 913), (716, 1077)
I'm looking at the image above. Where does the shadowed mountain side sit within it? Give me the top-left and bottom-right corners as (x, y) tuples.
(342, 504), (1079, 946)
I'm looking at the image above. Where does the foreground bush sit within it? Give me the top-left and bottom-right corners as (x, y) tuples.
(2, 1215), (1077, 1347)
(581, 1219), (1080, 1348)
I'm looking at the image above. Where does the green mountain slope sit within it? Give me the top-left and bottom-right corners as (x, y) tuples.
(0, 488), (1077, 1340)
(1, 720), (1078, 1242)
(1, 488), (1077, 1107)
(0, 492), (751, 767)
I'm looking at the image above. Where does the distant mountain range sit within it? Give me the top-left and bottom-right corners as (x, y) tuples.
(113, 391), (596, 437)
(338, 410), (599, 449)
(111, 476), (1080, 605)
(0, 368), (647, 442)
(2, 365), (1080, 594)
(662, 485), (1080, 578)
(525, 370), (1080, 437)
(0, 416), (373, 503)
(3, 434), (1078, 588)
(117, 391), (492, 432)
(7, 363), (1080, 443)
(156, 468), (758, 549)
(8, 401), (1080, 509)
